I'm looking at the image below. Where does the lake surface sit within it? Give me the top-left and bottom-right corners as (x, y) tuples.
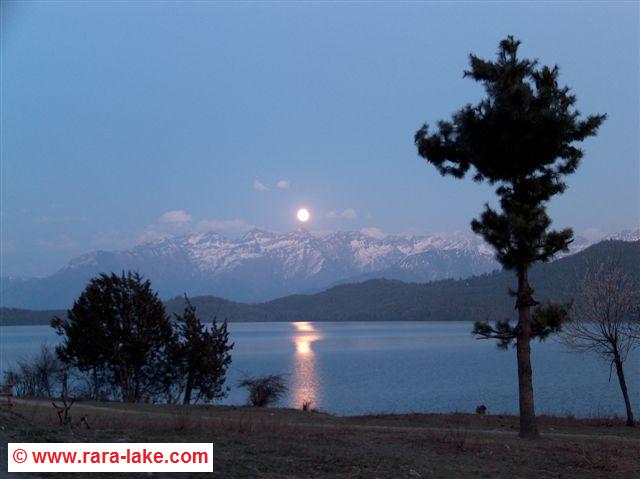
(1, 322), (638, 418)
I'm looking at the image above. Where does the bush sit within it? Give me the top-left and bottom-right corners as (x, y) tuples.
(238, 374), (287, 407)
(4, 344), (68, 398)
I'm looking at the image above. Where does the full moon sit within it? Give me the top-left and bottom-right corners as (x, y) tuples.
(296, 208), (310, 222)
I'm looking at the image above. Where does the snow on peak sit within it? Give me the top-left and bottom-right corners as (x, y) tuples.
(121, 229), (495, 276)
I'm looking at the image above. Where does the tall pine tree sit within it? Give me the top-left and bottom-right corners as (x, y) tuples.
(414, 37), (605, 437)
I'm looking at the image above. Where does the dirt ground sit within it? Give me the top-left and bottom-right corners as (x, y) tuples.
(1, 399), (639, 478)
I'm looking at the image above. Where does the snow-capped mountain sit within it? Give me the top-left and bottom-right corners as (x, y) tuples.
(607, 228), (640, 242)
(1, 229), (498, 309)
(2, 227), (637, 309)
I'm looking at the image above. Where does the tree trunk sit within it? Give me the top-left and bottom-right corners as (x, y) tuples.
(92, 368), (99, 400)
(613, 348), (635, 427)
(183, 373), (193, 405)
(516, 270), (539, 438)
(133, 370), (141, 403)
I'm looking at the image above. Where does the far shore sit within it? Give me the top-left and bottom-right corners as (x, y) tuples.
(1, 312), (479, 327)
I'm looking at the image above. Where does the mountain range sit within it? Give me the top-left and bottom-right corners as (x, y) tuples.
(3, 239), (638, 325)
(161, 239), (640, 323)
(1, 228), (637, 310)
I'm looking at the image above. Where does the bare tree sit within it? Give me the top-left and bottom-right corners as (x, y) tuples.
(4, 345), (68, 398)
(561, 262), (639, 426)
(238, 374), (288, 407)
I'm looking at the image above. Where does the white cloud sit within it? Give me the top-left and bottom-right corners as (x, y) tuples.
(136, 212), (254, 245)
(341, 208), (357, 220)
(253, 179), (269, 192)
(136, 210), (193, 244)
(276, 179), (290, 189)
(581, 228), (606, 241)
(327, 208), (358, 220)
(136, 230), (172, 245)
(361, 227), (386, 239)
(196, 218), (253, 233)
(159, 210), (192, 224)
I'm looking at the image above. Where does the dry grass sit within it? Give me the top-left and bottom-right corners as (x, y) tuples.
(2, 399), (639, 478)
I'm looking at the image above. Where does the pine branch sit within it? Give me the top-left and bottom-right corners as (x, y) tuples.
(473, 319), (517, 349)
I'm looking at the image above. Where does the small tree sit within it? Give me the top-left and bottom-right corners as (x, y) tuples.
(414, 36), (605, 437)
(52, 272), (177, 403)
(561, 262), (639, 426)
(173, 296), (234, 404)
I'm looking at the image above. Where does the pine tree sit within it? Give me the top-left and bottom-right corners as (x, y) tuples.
(174, 296), (233, 404)
(414, 37), (605, 437)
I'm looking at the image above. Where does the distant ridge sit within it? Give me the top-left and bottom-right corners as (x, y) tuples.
(4, 228), (636, 310)
(1, 229), (499, 309)
(3, 239), (637, 325)
(165, 240), (639, 323)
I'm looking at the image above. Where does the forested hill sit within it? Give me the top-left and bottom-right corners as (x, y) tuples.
(167, 240), (639, 322)
(3, 240), (638, 325)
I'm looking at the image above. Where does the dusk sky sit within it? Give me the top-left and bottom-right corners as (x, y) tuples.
(1, 1), (638, 277)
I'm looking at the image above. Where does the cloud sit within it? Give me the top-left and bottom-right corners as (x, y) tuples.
(361, 227), (386, 239)
(136, 210), (193, 244)
(254, 179), (290, 191)
(327, 208), (358, 220)
(253, 179), (269, 192)
(581, 228), (606, 241)
(159, 210), (192, 224)
(136, 210), (255, 245)
(196, 218), (254, 233)
(136, 230), (172, 245)
(341, 208), (357, 219)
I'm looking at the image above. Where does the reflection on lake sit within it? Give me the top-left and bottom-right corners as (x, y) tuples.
(291, 322), (322, 409)
(1, 322), (638, 417)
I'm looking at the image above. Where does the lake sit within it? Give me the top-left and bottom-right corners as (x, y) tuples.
(1, 322), (638, 418)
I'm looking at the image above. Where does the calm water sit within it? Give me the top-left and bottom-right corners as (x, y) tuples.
(1, 322), (638, 418)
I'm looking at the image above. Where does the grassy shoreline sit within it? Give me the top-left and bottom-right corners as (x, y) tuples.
(2, 399), (639, 478)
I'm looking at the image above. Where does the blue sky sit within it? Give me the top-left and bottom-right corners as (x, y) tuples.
(1, 1), (638, 277)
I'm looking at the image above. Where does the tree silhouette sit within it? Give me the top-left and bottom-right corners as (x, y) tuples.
(52, 272), (176, 402)
(172, 295), (233, 404)
(414, 36), (605, 437)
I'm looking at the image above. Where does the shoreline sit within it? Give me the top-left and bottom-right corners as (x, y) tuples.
(1, 317), (482, 327)
(3, 399), (639, 478)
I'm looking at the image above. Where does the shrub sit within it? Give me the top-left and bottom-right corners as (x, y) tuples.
(238, 374), (287, 407)
(4, 344), (68, 398)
